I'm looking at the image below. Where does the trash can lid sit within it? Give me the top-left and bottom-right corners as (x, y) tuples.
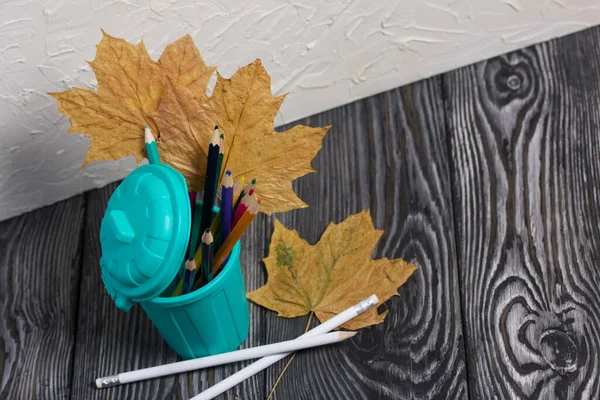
(99, 163), (191, 311)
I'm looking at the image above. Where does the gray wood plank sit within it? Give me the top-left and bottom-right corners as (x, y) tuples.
(70, 183), (269, 399)
(262, 79), (468, 399)
(0, 196), (85, 399)
(445, 26), (600, 399)
(71, 76), (468, 399)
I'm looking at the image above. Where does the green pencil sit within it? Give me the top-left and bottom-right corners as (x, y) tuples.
(233, 178), (256, 214)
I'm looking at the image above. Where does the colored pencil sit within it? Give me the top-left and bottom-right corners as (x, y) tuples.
(219, 171), (234, 264)
(201, 229), (214, 285)
(233, 178), (255, 213)
(213, 199), (259, 273)
(243, 179), (256, 197)
(189, 127), (219, 258)
(232, 189), (254, 227)
(193, 246), (202, 269)
(144, 125), (161, 164)
(95, 332), (357, 388)
(190, 295), (379, 400)
(232, 177), (245, 206)
(220, 171), (233, 242)
(171, 278), (183, 297)
(188, 193), (203, 259)
(207, 171), (233, 241)
(182, 258), (196, 295)
(188, 192), (197, 218)
(213, 134), (225, 194)
(200, 127), (221, 231)
(209, 211), (221, 239)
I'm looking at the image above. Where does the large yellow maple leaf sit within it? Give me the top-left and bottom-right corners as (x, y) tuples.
(247, 210), (418, 330)
(51, 32), (328, 215)
(157, 34), (216, 102)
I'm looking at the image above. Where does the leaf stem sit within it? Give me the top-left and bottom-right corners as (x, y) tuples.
(266, 312), (314, 400)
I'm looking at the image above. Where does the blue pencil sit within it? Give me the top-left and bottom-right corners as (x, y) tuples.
(188, 126), (219, 258)
(199, 126), (220, 236)
(182, 258), (196, 295)
(201, 229), (214, 285)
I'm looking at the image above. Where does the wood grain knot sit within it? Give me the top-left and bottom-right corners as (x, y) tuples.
(485, 55), (533, 106)
(539, 329), (578, 374)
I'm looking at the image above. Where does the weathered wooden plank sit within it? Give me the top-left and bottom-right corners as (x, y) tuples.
(259, 79), (468, 399)
(445, 26), (600, 399)
(70, 182), (269, 399)
(0, 196), (85, 399)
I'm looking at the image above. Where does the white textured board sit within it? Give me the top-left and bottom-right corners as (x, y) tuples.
(0, 0), (599, 221)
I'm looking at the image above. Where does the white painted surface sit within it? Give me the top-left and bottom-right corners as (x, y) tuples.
(0, 0), (599, 221)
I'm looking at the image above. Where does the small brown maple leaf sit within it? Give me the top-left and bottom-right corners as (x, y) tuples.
(247, 210), (418, 330)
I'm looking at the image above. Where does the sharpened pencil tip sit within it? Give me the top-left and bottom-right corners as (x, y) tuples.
(202, 229), (214, 244)
(144, 125), (155, 144)
(185, 259), (196, 271)
(338, 331), (358, 340)
(214, 125), (218, 130)
(210, 126), (220, 145)
(226, 170), (231, 176)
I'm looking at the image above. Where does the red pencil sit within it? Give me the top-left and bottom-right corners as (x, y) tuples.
(232, 189), (254, 227)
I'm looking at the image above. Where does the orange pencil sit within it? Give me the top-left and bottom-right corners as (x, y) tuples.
(213, 199), (259, 273)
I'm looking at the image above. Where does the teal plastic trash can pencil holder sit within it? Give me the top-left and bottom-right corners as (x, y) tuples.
(98, 163), (250, 359)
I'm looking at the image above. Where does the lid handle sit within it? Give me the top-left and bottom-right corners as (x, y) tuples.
(114, 293), (134, 311)
(107, 209), (135, 244)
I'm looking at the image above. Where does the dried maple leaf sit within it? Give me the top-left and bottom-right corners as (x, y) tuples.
(50, 30), (165, 165)
(52, 32), (329, 214)
(153, 59), (330, 215)
(151, 80), (217, 191)
(158, 34), (216, 101)
(247, 210), (418, 330)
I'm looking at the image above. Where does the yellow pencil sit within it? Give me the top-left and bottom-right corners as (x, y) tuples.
(232, 177), (245, 205)
(213, 199), (259, 273)
(209, 211), (221, 238)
